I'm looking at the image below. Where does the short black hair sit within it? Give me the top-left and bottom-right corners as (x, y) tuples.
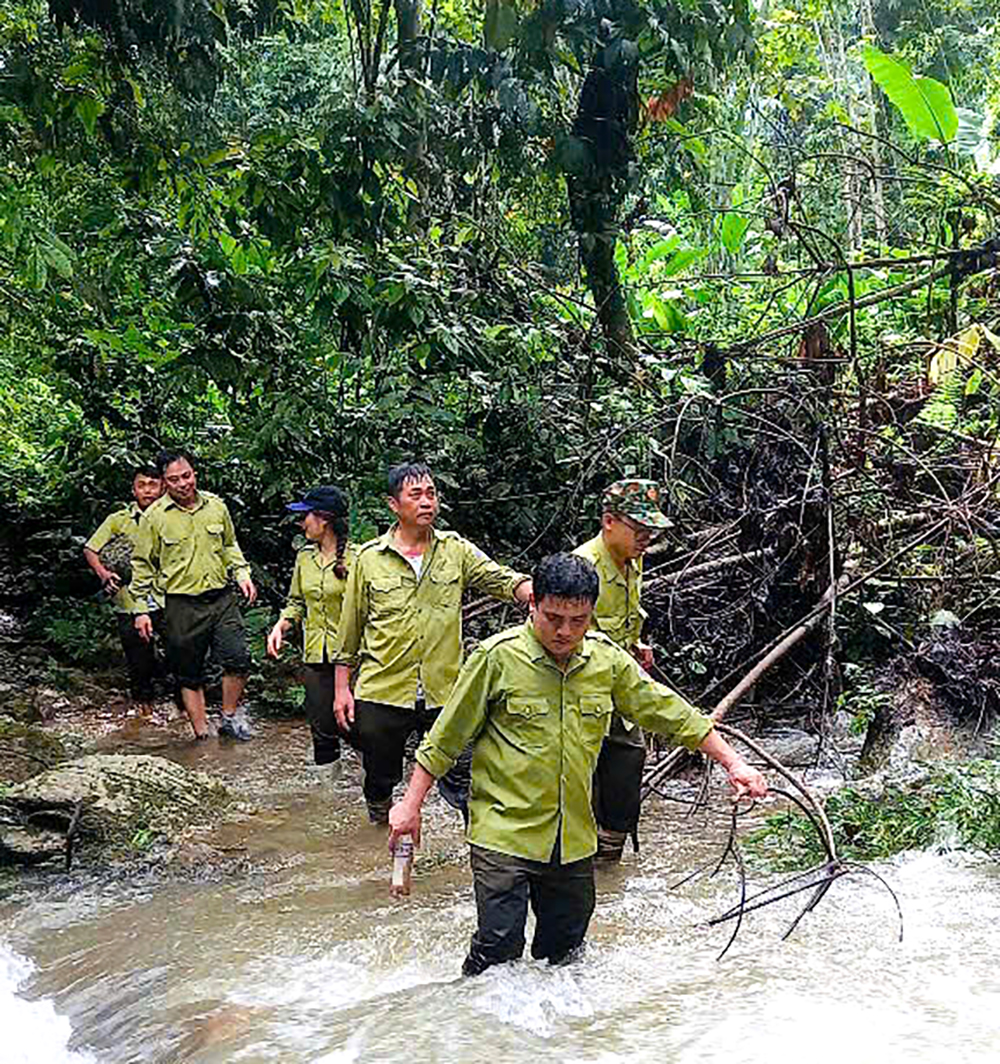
(533, 553), (599, 605)
(387, 461), (434, 498)
(132, 464), (161, 480)
(156, 449), (196, 476)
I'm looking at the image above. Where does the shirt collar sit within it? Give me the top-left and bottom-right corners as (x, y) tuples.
(375, 525), (442, 553)
(162, 491), (206, 513)
(593, 533), (631, 585)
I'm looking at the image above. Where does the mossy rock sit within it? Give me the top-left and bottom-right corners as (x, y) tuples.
(3, 754), (233, 855)
(0, 717), (66, 784)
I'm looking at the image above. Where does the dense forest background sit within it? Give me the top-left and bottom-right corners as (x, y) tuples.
(4, 0), (1000, 734)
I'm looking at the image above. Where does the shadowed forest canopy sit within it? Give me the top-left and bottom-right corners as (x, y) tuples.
(4, 0), (1000, 728)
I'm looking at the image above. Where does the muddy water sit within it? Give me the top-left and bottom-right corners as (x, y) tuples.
(3, 720), (1000, 1063)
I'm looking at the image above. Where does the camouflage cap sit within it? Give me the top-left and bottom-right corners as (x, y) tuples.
(602, 479), (672, 529)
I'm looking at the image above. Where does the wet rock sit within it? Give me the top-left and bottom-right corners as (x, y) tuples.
(3, 754), (232, 849)
(0, 826), (65, 866)
(859, 676), (957, 772)
(761, 728), (819, 766)
(0, 684), (40, 724)
(0, 716), (66, 784)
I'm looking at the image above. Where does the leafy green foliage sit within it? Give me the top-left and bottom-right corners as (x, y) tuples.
(863, 45), (958, 144)
(748, 762), (1000, 869)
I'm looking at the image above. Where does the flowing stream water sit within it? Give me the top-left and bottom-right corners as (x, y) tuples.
(2, 720), (999, 1063)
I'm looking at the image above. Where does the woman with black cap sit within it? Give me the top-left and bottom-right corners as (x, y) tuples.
(267, 485), (356, 770)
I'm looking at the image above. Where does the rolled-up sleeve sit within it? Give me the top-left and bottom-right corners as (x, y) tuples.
(612, 653), (713, 750)
(221, 506), (250, 581)
(128, 514), (159, 612)
(460, 538), (529, 601)
(416, 645), (493, 779)
(331, 556), (365, 666)
(279, 554), (305, 625)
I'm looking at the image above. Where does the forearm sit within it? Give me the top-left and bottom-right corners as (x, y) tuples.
(83, 547), (109, 579)
(697, 729), (746, 772)
(399, 764), (436, 810)
(335, 664), (351, 695)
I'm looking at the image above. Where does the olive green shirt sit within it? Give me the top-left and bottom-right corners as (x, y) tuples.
(279, 542), (359, 663)
(84, 503), (164, 613)
(572, 533), (646, 651)
(416, 622), (713, 864)
(332, 527), (530, 709)
(130, 491), (250, 606)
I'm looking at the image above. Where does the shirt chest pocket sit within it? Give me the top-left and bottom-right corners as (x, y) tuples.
(369, 574), (408, 615)
(578, 696), (612, 748)
(429, 563), (462, 609)
(204, 523), (226, 553)
(502, 697), (549, 749)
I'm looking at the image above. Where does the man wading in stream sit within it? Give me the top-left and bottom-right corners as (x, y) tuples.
(572, 479), (670, 863)
(83, 465), (165, 718)
(332, 461), (532, 824)
(388, 552), (767, 976)
(130, 450), (258, 741)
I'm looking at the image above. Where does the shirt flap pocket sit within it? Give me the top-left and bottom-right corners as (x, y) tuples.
(580, 695), (612, 717)
(429, 561), (461, 584)
(205, 523), (225, 535)
(371, 574), (404, 593)
(506, 697), (548, 718)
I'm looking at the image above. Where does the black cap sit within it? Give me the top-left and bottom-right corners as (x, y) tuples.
(285, 486), (349, 515)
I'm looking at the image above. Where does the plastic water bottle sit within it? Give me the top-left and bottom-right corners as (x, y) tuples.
(390, 834), (414, 897)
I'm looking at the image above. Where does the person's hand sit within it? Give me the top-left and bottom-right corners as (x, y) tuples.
(633, 642), (654, 672)
(98, 567), (121, 594)
(515, 578), (533, 606)
(237, 575), (257, 605)
(334, 687), (355, 731)
(266, 621), (286, 659)
(725, 757), (768, 800)
(134, 614), (153, 643)
(389, 799), (422, 850)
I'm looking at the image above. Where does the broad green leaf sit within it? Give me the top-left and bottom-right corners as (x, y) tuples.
(74, 95), (104, 137)
(862, 47), (957, 144)
(720, 212), (749, 253)
(484, 0), (518, 52)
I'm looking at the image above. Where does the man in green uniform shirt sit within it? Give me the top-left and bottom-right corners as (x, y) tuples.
(333, 461), (532, 824)
(83, 465), (165, 716)
(130, 450), (258, 741)
(573, 478), (669, 863)
(389, 552), (767, 976)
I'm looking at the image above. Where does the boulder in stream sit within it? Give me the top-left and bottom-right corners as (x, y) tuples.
(1, 753), (233, 864)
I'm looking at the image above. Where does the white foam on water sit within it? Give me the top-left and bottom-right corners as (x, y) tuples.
(0, 942), (98, 1064)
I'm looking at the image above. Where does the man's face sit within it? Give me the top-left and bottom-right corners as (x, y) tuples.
(162, 458), (198, 506)
(531, 594), (594, 662)
(602, 512), (654, 561)
(388, 475), (439, 528)
(132, 474), (164, 511)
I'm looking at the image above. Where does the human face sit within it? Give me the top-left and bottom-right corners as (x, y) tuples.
(300, 511), (329, 542)
(132, 474), (164, 511)
(162, 458), (198, 507)
(531, 594), (594, 663)
(602, 512), (654, 563)
(388, 475), (439, 529)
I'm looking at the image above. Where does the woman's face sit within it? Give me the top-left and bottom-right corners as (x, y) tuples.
(300, 511), (328, 541)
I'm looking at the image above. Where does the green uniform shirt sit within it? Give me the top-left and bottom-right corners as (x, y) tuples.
(332, 527), (529, 709)
(84, 503), (164, 613)
(130, 491), (250, 606)
(572, 533), (646, 651)
(416, 622), (713, 864)
(279, 542), (359, 663)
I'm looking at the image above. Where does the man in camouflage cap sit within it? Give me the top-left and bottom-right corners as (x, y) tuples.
(572, 478), (671, 862)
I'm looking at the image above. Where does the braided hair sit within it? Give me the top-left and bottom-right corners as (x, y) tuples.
(314, 511), (350, 579)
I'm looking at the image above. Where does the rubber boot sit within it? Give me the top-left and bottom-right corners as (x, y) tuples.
(595, 827), (628, 864)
